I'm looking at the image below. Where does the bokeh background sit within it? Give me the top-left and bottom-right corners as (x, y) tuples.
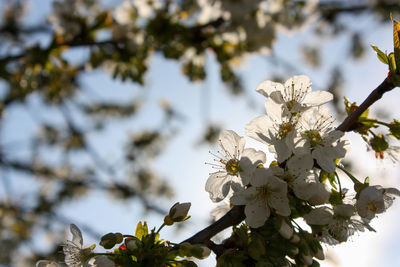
(1, 0), (400, 266)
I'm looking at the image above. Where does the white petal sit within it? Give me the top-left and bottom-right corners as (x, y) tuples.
(293, 173), (318, 201)
(220, 130), (245, 157)
(304, 207), (334, 225)
(269, 91), (285, 105)
(230, 187), (257, 205)
(246, 115), (275, 144)
(251, 168), (271, 187)
(333, 204), (355, 217)
(284, 75), (312, 95)
(269, 194), (291, 216)
(312, 146), (336, 173)
(287, 154), (313, 176)
(245, 201), (270, 228)
(265, 98), (284, 122)
(308, 182), (331, 205)
(302, 91), (333, 107)
(274, 139), (292, 163)
(256, 80), (284, 97)
(70, 224), (83, 247)
(239, 148), (266, 184)
(205, 172), (230, 202)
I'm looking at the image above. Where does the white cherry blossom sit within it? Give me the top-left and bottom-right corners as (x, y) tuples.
(305, 204), (372, 245)
(292, 172), (330, 205)
(230, 167), (290, 228)
(356, 185), (400, 220)
(205, 130), (266, 202)
(295, 105), (349, 173)
(256, 75), (333, 116)
(246, 99), (297, 163)
(63, 224), (94, 267)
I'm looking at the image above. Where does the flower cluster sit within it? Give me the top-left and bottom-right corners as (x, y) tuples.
(206, 75), (400, 265)
(37, 204), (210, 267)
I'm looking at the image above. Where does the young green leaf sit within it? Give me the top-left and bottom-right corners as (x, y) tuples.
(371, 45), (389, 64)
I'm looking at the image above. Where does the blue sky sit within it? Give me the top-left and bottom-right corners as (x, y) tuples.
(2, 1), (400, 266)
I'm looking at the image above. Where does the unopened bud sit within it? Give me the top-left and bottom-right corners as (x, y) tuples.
(290, 234), (300, 243)
(126, 237), (141, 251)
(278, 219), (293, 239)
(314, 248), (325, 260)
(168, 202), (191, 222)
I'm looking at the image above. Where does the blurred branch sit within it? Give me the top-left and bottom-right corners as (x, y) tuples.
(59, 103), (168, 215)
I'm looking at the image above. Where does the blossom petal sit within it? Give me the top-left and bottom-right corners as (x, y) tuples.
(302, 91), (333, 107)
(304, 207), (334, 225)
(256, 80), (284, 98)
(246, 115), (274, 144)
(220, 130), (245, 158)
(70, 224), (83, 247)
(244, 201), (270, 228)
(230, 187), (257, 205)
(205, 172), (231, 202)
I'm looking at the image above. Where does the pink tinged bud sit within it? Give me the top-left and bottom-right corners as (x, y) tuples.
(279, 219), (293, 239)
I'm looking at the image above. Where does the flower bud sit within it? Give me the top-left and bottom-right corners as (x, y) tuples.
(36, 261), (60, 267)
(126, 237), (141, 251)
(290, 234), (300, 243)
(166, 202), (191, 223)
(278, 219), (293, 239)
(302, 255), (313, 266)
(314, 248), (325, 260)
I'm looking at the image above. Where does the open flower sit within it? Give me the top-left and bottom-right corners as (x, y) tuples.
(246, 99), (297, 163)
(295, 106), (349, 173)
(305, 204), (372, 245)
(356, 185), (400, 220)
(63, 224), (94, 267)
(206, 130), (266, 202)
(230, 167), (290, 228)
(292, 172), (330, 205)
(256, 75), (333, 116)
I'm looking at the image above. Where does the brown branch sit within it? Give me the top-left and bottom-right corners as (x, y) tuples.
(337, 77), (395, 132)
(181, 76), (398, 247)
(181, 205), (245, 245)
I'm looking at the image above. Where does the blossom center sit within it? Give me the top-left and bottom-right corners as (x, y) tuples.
(366, 202), (377, 213)
(221, 158), (241, 176)
(278, 122), (295, 139)
(304, 130), (322, 147)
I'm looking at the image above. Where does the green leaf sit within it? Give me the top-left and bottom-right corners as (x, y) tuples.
(371, 45), (389, 64)
(393, 18), (400, 73)
(135, 221), (148, 240)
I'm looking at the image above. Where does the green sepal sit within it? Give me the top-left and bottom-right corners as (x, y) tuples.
(329, 189), (343, 206)
(389, 119), (400, 139)
(135, 221), (149, 240)
(371, 45), (389, 65)
(319, 170), (337, 189)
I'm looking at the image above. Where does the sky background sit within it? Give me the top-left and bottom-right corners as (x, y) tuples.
(2, 1), (400, 266)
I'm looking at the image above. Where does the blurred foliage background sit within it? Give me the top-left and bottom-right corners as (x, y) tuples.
(0, 0), (399, 266)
